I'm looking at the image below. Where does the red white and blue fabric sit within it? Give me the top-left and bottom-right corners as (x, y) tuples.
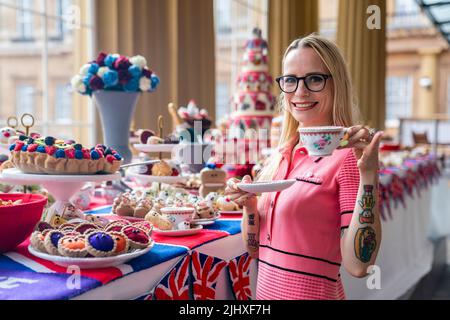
(153, 254), (191, 300)
(191, 251), (227, 300)
(0, 204), (242, 300)
(227, 252), (253, 300)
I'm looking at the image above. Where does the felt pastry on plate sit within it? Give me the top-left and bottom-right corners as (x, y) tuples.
(9, 135), (123, 174)
(57, 235), (88, 258)
(216, 196), (240, 211)
(30, 230), (47, 253)
(85, 231), (117, 257)
(43, 230), (65, 255)
(109, 231), (130, 255)
(122, 226), (151, 250)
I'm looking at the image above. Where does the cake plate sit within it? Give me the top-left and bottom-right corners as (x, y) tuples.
(133, 143), (178, 154)
(127, 170), (187, 185)
(1, 168), (121, 226)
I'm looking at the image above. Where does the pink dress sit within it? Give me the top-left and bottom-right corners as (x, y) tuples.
(255, 144), (360, 300)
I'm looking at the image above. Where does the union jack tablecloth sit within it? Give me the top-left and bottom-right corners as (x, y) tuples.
(0, 205), (253, 300)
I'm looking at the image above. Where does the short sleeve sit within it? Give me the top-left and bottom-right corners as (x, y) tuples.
(337, 150), (360, 229)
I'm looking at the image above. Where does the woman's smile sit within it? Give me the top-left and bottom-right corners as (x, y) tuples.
(291, 101), (319, 111)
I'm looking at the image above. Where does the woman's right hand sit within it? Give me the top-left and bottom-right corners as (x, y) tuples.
(224, 175), (257, 208)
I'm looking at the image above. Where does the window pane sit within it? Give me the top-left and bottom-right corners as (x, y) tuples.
(16, 84), (35, 115)
(385, 76), (413, 127)
(214, 0), (268, 122)
(55, 83), (72, 121)
(0, 0), (93, 144)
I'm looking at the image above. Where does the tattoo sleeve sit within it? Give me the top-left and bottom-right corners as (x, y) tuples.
(248, 213), (255, 226)
(358, 185), (375, 224)
(247, 233), (259, 250)
(354, 227), (377, 263)
(354, 185), (377, 263)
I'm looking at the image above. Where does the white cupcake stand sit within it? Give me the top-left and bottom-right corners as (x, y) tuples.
(1, 168), (121, 225)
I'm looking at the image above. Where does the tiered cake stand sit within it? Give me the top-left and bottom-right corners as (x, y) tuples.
(1, 168), (121, 224)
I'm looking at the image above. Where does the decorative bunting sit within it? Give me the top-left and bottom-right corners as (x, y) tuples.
(227, 252), (253, 300)
(191, 251), (227, 300)
(154, 254), (191, 300)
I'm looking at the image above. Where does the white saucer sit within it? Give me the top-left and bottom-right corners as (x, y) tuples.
(133, 144), (178, 153)
(153, 224), (203, 237)
(236, 179), (296, 194)
(218, 210), (243, 215)
(127, 171), (187, 184)
(28, 242), (154, 269)
(191, 213), (221, 226)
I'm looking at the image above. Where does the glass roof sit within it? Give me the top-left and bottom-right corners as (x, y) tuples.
(417, 0), (450, 43)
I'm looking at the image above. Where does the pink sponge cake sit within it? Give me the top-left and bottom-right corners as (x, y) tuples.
(9, 135), (122, 174)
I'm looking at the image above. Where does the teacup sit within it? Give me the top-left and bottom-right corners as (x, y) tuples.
(160, 207), (196, 230)
(298, 126), (345, 156)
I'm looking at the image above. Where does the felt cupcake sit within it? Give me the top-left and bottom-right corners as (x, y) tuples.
(74, 222), (100, 235)
(30, 231), (47, 253)
(57, 235), (88, 257)
(109, 231), (130, 255)
(132, 221), (153, 235)
(34, 221), (54, 233)
(104, 223), (125, 233)
(122, 226), (151, 250)
(134, 198), (153, 218)
(43, 230), (65, 255)
(85, 231), (117, 257)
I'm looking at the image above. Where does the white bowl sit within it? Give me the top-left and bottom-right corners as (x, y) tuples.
(298, 126), (345, 156)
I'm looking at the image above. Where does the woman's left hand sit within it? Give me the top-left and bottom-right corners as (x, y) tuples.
(339, 125), (384, 175)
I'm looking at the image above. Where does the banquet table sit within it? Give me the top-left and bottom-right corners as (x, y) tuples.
(0, 208), (258, 300)
(0, 155), (446, 300)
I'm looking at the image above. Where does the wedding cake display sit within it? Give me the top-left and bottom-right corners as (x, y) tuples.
(218, 28), (276, 178)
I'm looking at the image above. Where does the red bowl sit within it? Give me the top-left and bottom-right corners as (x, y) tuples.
(0, 193), (48, 253)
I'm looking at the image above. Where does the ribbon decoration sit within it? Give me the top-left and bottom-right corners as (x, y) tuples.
(389, 174), (406, 210)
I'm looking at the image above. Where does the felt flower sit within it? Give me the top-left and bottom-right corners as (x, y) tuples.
(73, 52), (159, 95)
(130, 55), (147, 69)
(97, 66), (109, 78)
(71, 75), (87, 93)
(118, 69), (132, 85)
(89, 75), (104, 91)
(103, 70), (119, 87)
(150, 75), (160, 89)
(96, 52), (107, 66)
(142, 68), (152, 78)
(128, 65), (141, 79)
(88, 63), (99, 75)
(114, 56), (132, 70)
(82, 73), (94, 86)
(104, 54), (118, 68)
(79, 64), (91, 76)
(124, 77), (139, 92)
(139, 76), (151, 91)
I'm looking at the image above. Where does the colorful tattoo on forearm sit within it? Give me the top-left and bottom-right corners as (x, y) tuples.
(354, 227), (377, 263)
(247, 233), (259, 250)
(358, 185), (375, 224)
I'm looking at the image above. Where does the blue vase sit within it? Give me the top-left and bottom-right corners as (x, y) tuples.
(93, 91), (140, 164)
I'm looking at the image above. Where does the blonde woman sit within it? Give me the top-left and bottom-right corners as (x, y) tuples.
(226, 34), (384, 300)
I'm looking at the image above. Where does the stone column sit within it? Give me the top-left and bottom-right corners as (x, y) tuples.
(417, 48), (441, 118)
(268, 0), (319, 80)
